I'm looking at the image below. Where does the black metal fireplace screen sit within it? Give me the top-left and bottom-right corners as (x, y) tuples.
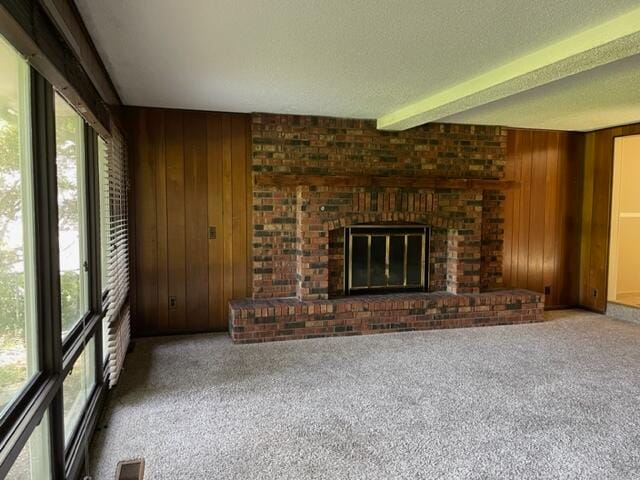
(345, 225), (429, 295)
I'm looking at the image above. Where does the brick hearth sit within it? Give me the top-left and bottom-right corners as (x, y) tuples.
(229, 290), (544, 343)
(229, 113), (545, 343)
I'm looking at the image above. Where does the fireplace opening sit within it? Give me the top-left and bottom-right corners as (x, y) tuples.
(345, 225), (429, 295)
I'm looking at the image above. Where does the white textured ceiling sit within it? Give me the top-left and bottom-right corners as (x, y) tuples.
(441, 54), (640, 132)
(75, 0), (640, 130)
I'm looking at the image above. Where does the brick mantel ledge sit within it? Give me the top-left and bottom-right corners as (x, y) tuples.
(229, 289), (544, 344)
(254, 173), (518, 190)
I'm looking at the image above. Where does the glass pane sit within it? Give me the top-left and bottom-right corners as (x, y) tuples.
(350, 235), (368, 288)
(0, 35), (38, 415)
(370, 236), (386, 286)
(407, 235), (423, 285)
(98, 137), (109, 362)
(388, 236), (405, 286)
(5, 411), (51, 480)
(98, 136), (108, 294)
(102, 313), (109, 364)
(63, 337), (95, 443)
(55, 94), (88, 339)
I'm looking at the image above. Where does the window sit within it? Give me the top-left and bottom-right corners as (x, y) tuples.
(102, 125), (130, 387)
(98, 136), (109, 294)
(0, 20), (130, 480)
(5, 412), (50, 480)
(63, 338), (95, 443)
(98, 136), (109, 361)
(0, 36), (38, 415)
(55, 94), (89, 339)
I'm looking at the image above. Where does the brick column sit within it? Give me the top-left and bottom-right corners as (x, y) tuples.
(444, 190), (483, 294)
(296, 187), (330, 300)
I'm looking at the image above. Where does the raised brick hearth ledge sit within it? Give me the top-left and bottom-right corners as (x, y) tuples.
(229, 289), (544, 344)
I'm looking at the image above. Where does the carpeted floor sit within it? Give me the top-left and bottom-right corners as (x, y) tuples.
(608, 301), (640, 325)
(613, 293), (640, 308)
(89, 309), (640, 479)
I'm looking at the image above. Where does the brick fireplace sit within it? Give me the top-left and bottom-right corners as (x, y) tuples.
(342, 224), (429, 295)
(229, 114), (544, 343)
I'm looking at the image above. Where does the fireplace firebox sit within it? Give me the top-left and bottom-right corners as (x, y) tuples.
(344, 225), (429, 295)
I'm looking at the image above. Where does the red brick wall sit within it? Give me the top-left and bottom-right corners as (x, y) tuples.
(251, 113), (507, 300)
(481, 189), (505, 290)
(252, 114), (505, 178)
(229, 290), (545, 344)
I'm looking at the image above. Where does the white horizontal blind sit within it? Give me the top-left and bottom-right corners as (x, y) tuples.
(103, 121), (130, 387)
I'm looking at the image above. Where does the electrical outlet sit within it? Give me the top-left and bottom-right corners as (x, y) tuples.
(544, 285), (551, 295)
(169, 296), (177, 308)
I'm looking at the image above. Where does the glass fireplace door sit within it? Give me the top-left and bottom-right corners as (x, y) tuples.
(346, 226), (428, 294)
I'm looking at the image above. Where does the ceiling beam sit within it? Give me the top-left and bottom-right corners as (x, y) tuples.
(40, 0), (121, 106)
(0, 0), (112, 136)
(377, 6), (640, 131)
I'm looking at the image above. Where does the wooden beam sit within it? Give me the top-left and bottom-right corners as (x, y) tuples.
(0, 0), (114, 136)
(377, 6), (640, 131)
(255, 173), (518, 190)
(40, 0), (121, 106)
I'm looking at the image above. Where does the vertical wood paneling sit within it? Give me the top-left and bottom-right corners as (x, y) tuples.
(165, 110), (186, 331)
(154, 110), (168, 332)
(580, 133), (596, 308)
(528, 132), (547, 289)
(129, 107), (251, 335)
(560, 135), (584, 308)
(516, 131), (532, 287)
(133, 113), (622, 328)
(578, 123), (640, 312)
(207, 113), (225, 331)
(183, 112), (210, 331)
(133, 110), (158, 334)
(221, 115), (234, 320)
(542, 133), (559, 306)
(588, 130), (614, 310)
(503, 129), (582, 308)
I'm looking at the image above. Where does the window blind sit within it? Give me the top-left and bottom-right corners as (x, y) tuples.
(102, 121), (130, 387)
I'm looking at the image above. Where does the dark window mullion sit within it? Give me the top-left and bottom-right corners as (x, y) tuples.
(61, 313), (101, 375)
(30, 69), (65, 480)
(84, 126), (105, 382)
(0, 67), (114, 480)
(60, 125), (105, 475)
(0, 376), (59, 479)
(64, 378), (106, 480)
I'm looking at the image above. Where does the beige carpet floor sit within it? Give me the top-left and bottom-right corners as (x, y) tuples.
(89, 309), (640, 479)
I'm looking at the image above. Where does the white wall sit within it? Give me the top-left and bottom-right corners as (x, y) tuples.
(609, 135), (640, 299)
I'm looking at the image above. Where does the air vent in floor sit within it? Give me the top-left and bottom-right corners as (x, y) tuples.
(116, 459), (144, 480)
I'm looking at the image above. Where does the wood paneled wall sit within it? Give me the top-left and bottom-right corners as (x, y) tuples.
(504, 123), (640, 313)
(579, 123), (640, 312)
(127, 109), (635, 334)
(127, 108), (251, 336)
(503, 129), (583, 308)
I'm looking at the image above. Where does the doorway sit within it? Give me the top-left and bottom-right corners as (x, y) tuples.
(607, 135), (640, 309)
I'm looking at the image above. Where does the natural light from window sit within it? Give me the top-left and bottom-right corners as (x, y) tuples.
(0, 35), (38, 416)
(55, 93), (89, 340)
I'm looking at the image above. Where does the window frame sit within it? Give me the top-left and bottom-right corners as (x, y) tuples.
(3, 409), (51, 479)
(98, 136), (109, 297)
(0, 66), (109, 480)
(57, 105), (105, 462)
(97, 136), (111, 364)
(55, 95), (91, 342)
(0, 37), (40, 421)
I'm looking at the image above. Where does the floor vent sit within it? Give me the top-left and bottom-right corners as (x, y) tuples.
(116, 459), (144, 480)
